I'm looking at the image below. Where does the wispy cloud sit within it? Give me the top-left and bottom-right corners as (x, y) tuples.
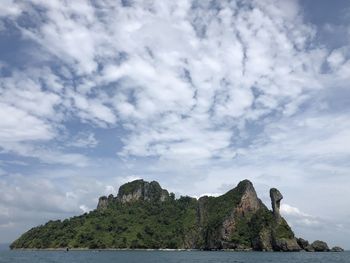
(67, 132), (98, 148)
(2, 0), (346, 164)
(0, 0), (349, 246)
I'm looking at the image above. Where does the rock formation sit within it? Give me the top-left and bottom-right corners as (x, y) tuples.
(331, 246), (344, 252)
(296, 238), (344, 252)
(235, 180), (261, 216)
(297, 237), (310, 250)
(97, 179), (170, 210)
(270, 188), (283, 223)
(311, 240), (330, 252)
(272, 238), (301, 252)
(10, 179), (344, 252)
(97, 196), (108, 210)
(117, 179), (169, 203)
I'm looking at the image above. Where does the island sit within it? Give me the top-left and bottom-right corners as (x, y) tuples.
(10, 179), (344, 252)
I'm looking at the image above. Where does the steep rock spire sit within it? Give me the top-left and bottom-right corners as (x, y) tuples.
(270, 188), (283, 222)
(235, 180), (262, 216)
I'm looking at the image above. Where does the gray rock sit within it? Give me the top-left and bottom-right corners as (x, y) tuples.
(97, 194), (115, 210)
(331, 246), (344, 252)
(305, 244), (315, 252)
(273, 238), (301, 252)
(251, 229), (273, 251)
(117, 179), (169, 203)
(97, 196), (108, 210)
(297, 237), (309, 250)
(270, 188), (283, 222)
(311, 240), (330, 252)
(235, 180), (262, 217)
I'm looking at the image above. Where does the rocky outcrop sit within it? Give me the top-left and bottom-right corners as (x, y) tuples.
(235, 180), (262, 216)
(197, 180), (272, 250)
(196, 180), (301, 252)
(117, 179), (169, 203)
(297, 237), (309, 250)
(251, 229), (273, 251)
(297, 238), (343, 252)
(270, 188), (283, 223)
(268, 188), (301, 252)
(220, 180), (264, 250)
(97, 196), (108, 210)
(304, 245), (315, 252)
(273, 238), (301, 252)
(331, 246), (344, 252)
(97, 180), (170, 210)
(97, 194), (114, 210)
(311, 240), (330, 252)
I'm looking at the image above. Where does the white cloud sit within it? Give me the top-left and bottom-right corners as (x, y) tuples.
(67, 132), (98, 148)
(0, 142), (90, 167)
(280, 203), (322, 228)
(0, 0), (22, 17)
(0, 103), (54, 142)
(281, 203), (310, 218)
(0, 73), (61, 118)
(327, 49), (346, 70)
(0, 0), (349, 247)
(79, 205), (90, 213)
(1, 0), (337, 165)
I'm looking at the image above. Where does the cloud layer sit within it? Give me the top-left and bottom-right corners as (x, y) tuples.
(0, 0), (349, 247)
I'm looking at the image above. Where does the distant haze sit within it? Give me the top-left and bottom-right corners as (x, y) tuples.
(0, 0), (349, 249)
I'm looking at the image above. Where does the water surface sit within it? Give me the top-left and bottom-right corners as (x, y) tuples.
(0, 250), (349, 263)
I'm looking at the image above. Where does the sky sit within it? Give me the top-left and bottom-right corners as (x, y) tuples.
(0, 0), (349, 248)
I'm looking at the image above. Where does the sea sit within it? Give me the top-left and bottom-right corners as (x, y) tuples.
(0, 249), (349, 263)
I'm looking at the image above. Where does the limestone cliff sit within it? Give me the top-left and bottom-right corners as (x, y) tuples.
(97, 179), (170, 210)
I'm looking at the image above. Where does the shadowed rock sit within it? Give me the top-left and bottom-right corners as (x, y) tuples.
(297, 237), (309, 250)
(311, 240), (330, 252)
(270, 188), (283, 222)
(273, 238), (301, 252)
(305, 244), (315, 252)
(331, 246), (344, 252)
(268, 188), (301, 252)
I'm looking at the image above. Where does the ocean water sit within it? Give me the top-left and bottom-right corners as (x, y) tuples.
(0, 250), (349, 263)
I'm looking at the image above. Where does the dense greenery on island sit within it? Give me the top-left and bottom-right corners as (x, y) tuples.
(10, 179), (342, 252)
(11, 196), (198, 249)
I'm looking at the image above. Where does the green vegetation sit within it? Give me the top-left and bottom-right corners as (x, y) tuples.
(11, 197), (198, 249)
(10, 179), (296, 250)
(275, 218), (295, 239)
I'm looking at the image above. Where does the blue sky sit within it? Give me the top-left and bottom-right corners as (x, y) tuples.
(0, 0), (350, 248)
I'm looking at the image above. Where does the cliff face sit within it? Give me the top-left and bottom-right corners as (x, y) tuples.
(195, 180), (300, 251)
(10, 179), (338, 251)
(117, 180), (169, 203)
(97, 180), (169, 210)
(197, 180), (267, 250)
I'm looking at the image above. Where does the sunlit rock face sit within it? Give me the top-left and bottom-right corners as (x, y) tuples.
(96, 179), (170, 210)
(117, 179), (169, 203)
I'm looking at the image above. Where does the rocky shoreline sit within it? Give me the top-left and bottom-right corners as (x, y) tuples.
(296, 238), (344, 252)
(12, 247), (345, 252)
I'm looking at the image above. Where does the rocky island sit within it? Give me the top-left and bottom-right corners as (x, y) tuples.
(10, 179), (343, 252)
